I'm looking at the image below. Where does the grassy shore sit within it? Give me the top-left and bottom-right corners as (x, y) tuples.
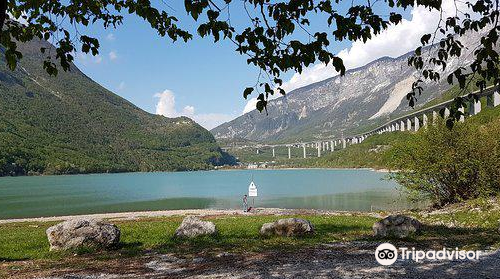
(2, 203), (500, 266)
(0, 214), (375, 261)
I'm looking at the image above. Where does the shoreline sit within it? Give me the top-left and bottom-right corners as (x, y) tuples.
(0, 166), (394, 178)
(0, 208), (382, 224)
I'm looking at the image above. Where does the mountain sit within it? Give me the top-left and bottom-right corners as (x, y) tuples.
(212, 32), (484, 143)
(0, 38), (233, 176)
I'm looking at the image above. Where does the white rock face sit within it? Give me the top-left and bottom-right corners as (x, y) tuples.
(260, 218), (314, 237)
(174, 216), (217, 238)
(46, 219), (120, 251)
(369, 76), (416, 119)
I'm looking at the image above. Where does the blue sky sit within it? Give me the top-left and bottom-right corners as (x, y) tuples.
(71, 1), (441, 129)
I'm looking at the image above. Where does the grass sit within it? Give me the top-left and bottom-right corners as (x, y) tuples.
(0, 215), (376, 261)
(1, 209), (500, 278)
(2, 209), (500, 263)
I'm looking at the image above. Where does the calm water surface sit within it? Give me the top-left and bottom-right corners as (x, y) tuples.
(0, 169), (406, 219)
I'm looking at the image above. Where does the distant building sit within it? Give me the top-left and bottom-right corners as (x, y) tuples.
(247, 164), (258, 169)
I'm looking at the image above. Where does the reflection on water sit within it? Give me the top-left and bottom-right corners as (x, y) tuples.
(0, 169), (410, 219)
(260, 190), (408, 211)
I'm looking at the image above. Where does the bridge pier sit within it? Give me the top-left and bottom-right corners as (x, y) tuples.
(303, 144), (306, 158)
(487, 91), (500, 107)
(400, 120), (405, 131)
(317, 143), (321, 157)
(444, 107), (450, 118)
(342, 138), (346, 149)
(330, 141), (334, 152)
(459, 106), (465, 122)
(288, 146), (291, 159)
(272, 148), (275, 158)
(423, 114), (428, 127)
(470, 99), (481, 115)
(414, 116), (420, 131)
(406, 118), (412, 131)
(432, 111), (438, 124)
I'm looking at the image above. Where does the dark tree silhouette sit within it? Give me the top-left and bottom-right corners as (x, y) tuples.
(0, 0), (498, 121)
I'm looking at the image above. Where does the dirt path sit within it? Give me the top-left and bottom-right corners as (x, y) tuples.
(6, 242), (499, 279)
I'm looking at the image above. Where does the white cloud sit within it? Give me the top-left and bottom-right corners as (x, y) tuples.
(94, 55), (103, 64)
(154, 89), (234, 129)
(109, 51), (118, 61)
(155, 90), (178, 117)
(106, 33), (116, 41)
(117, 81), (126, 91)
(190, 113), (235, 130)
(76, 52), (102, 65)
(244, 0), (468, 112)
(242, 97), (258, 114)
(182, 105), (195, 115)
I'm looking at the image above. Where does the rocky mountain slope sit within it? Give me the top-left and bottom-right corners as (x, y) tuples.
(0, 38), (233, 176)
(212, 32), (484, 143)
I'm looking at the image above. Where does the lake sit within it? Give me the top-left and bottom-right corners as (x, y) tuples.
(0, 169), (406, 219)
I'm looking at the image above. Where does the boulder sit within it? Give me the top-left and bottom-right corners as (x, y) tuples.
(46, 218), (120, 251)
(259, 218), (314, 237)
(174, 216), (217, 238)
(373, 215), (421, 238)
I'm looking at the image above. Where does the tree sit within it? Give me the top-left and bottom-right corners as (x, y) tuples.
(389, 118), (500, 206)
(0, 0), (498, 118)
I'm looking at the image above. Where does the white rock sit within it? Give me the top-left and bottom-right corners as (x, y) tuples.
(259, 218), (314, 236)
(174, 216), (217, 238)
(46, 218), (120, 251)
(373, 215), (421, 238)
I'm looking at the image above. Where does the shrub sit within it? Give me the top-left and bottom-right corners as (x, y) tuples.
(388, 118), (500, 207)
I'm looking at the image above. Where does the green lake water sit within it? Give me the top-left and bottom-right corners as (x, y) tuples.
(0, 169), (407, 219)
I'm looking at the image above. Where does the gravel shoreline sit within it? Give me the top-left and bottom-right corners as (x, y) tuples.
(0, 208), (382, 224)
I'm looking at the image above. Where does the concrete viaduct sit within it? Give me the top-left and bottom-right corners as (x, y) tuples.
(230, 86), (500, 159)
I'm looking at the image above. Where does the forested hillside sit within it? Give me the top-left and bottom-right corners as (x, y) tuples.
(0, 39), (233, 176)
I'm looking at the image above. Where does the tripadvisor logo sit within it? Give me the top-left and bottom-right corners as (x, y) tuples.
(375, 243), (398, 266)
(375, 243), (481, 266)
